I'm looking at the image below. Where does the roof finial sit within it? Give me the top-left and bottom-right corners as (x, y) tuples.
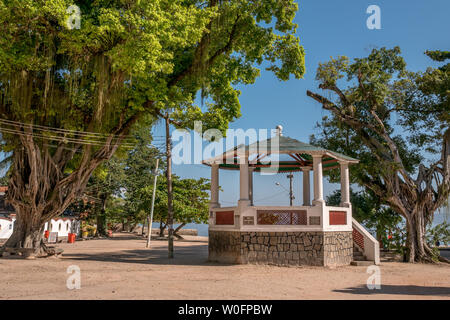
(276, 125), (283, 136)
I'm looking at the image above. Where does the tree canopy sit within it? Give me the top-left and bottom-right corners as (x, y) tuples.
(0, 0), (305, 253)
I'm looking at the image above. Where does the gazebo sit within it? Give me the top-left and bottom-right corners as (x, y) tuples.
(203, 126), (379, 267)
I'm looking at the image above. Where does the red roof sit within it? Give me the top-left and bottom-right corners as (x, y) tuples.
(0, 186), (8, 193)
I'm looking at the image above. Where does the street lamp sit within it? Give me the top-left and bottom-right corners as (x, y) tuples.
(275, 178), (295, 206)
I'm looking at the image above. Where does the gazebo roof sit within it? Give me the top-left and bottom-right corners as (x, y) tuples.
(203, 134), (358, 173)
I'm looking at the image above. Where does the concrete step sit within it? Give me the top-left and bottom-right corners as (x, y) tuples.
(352, 255), (367, 261)
(351, 260), (375, 266)
(353, 251), (363, 257)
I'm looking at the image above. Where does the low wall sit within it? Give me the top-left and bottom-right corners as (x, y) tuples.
(209, 230), (352, 267)
(209, 231), (241, 264)
(323, 232), (353, 267)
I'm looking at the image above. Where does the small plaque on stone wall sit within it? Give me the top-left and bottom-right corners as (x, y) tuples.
(309, 216), (320, 225)
(243, 216), (254, 225)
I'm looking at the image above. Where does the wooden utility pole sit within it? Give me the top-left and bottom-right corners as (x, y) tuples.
(146, 158), (159, 248)
(287, 174), (294, 206)
(165, 114), (174, 258)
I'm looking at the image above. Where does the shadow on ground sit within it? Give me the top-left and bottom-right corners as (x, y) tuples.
(333, 284), (450, 297)
(88, 234), (208, 243)
(62, 244), (233, 266)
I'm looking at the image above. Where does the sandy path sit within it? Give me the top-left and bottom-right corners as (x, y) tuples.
(0, 233), (449, 300)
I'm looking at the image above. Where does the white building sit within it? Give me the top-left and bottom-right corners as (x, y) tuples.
(0, 216), (80, 241)
(0, 215), (15, 240)
(44, 218), (81, 240)
(0, 186), (80, 241)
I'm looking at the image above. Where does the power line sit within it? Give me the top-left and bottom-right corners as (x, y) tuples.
(0, 118), (163, 145)
(253, 190), (287, 202)
(0, 126), (137, 148)
(0, 118), (135, 141)
(219, 200), (237, 204)
(43, 143), (83, 153)
(218, 191), (288, 205)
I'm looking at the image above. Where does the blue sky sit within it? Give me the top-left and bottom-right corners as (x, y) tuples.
(156, 0), (450, 207)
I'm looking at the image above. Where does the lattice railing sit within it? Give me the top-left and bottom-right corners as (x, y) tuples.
(257, 210), (307, 225)
(352, 218), (380, 264)
(352, 227), (365, 250)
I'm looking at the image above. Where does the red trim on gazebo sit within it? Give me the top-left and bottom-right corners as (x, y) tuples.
(329, 211), (347, 225)
(215, 211), (234, 225)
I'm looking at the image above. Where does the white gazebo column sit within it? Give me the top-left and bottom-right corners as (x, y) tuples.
(239, 157), (249, 202)
(248, 167), (254, 206)
(302, 167), (311, 206)
(210, 163), (220, 208)
(312, 155), (324, 205)
(237, 155), (250, 229)
(340, 161), (351, 208)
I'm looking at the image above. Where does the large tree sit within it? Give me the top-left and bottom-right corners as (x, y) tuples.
(307, 47), (449, 263)
(0, 0), (305, 256)
(0, 0), (212, 255)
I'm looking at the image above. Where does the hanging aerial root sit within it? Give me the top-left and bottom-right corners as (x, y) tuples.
(423, 243), (450, 264)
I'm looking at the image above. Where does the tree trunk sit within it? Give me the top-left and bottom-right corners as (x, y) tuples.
(1, 146), (79, 256)
(165, 114), (174, 258)
(143, 216), (148, 236)
(95, 211), (107, 237)
(404, 210), (439, 263)
(1, 209), (44, 255)
(159, 220), (167, 237)
(95, 195), (108, 237)
(173, 223), (186, 240)
(0, 118), (129, 257)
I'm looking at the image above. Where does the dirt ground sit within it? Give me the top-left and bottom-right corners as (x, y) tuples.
(0, 233), (449, 300)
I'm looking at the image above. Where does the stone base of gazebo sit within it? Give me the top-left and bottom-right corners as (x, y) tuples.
(209, 230), (353, 267)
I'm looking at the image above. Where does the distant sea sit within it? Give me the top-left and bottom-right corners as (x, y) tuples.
(151, 222), (209, 237)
